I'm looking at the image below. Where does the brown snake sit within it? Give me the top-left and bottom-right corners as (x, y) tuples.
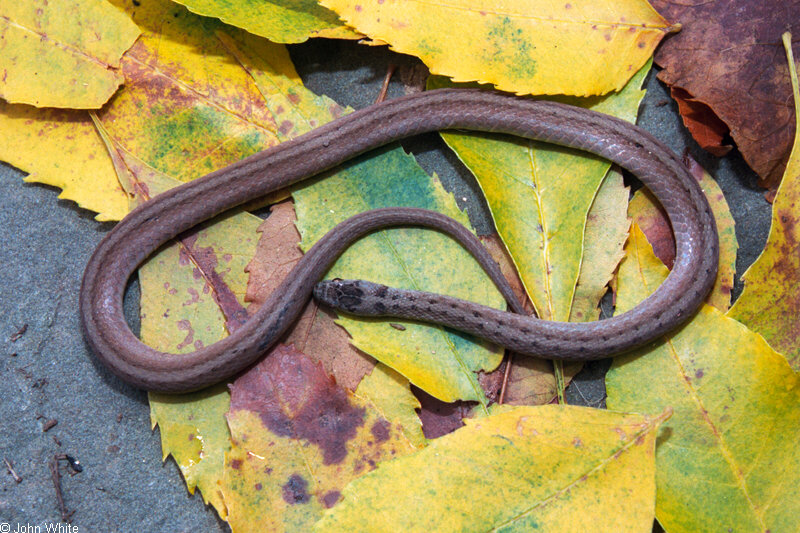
(80, 89), (719, 393)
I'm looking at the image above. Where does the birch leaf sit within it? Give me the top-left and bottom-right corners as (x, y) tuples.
(606, 225), (800, 533)
(319, 0), (673, 96)
(168, 0), (359, 43)
(353, 363), (426, 449)
(315, 405), (667, 532)
(0, 0), (140, 108)
(221, 345), (416, 533)
(0, 103), (127, 221)
(568, 168), (630, 322)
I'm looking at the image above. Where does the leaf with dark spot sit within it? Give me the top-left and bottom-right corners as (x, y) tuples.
(220, 345), (415, 532)
(316, 406), (668, 532)
(282, 474), (310, 505)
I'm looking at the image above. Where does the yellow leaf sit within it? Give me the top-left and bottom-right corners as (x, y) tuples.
(727, 32), (800, 370)
(100, 1), (283, 182)
(319, 0), (674, 96)
(169, 0), (359, 43)
(0, 103), (127, 221)
(569, 168), (630, 322)
(315, 405), (666, 532)
(0, 0), (140, 108)
(354, 364), (426, 448)
(148, 384), (232, 519)
(607, 225), (800, 533)
(220, 345), (416, 533)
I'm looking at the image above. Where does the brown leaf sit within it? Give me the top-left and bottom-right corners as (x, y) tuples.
(670, 87), (732, 157)
(245, 201), (375, 390)
(412, 386), (474, 440)
(652, 0), (800, 188)
(229, 344), (369, 465)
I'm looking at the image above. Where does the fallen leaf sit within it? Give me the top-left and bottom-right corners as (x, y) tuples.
(168, 0), (359, 43)
(314, 405), (667, 532)
(245, 201), (376, 391)
(628, 154), (737, 311)
(148, 383), (232, 518)
(220, 344), (416, 533)
(0, 103), (127, 221)
(320, 0), (673, 96)
(607, 224), (800, 533)
(0, 0), (140, 108)
(430, 63), (647, 323)
(99, 1), (282, 182)
(478, 234), (564, 406)
(354, 364), (426, 448)
(669, 87), (732, 157)
(652, 0), (800, 188)
(728, 32), (800, 370)
(568, 168), (630, 322)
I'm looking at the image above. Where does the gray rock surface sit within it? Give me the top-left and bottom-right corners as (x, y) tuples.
(0, 36), (772, 532)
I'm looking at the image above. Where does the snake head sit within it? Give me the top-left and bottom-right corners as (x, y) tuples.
(313, 279), (389, 316)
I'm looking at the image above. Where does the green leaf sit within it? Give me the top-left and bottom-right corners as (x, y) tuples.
(429, 60), (649, 322)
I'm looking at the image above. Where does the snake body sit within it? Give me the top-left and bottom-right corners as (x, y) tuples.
(80, 89), (718, 392)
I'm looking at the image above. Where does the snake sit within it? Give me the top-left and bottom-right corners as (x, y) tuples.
(79, 88), (719, 393)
